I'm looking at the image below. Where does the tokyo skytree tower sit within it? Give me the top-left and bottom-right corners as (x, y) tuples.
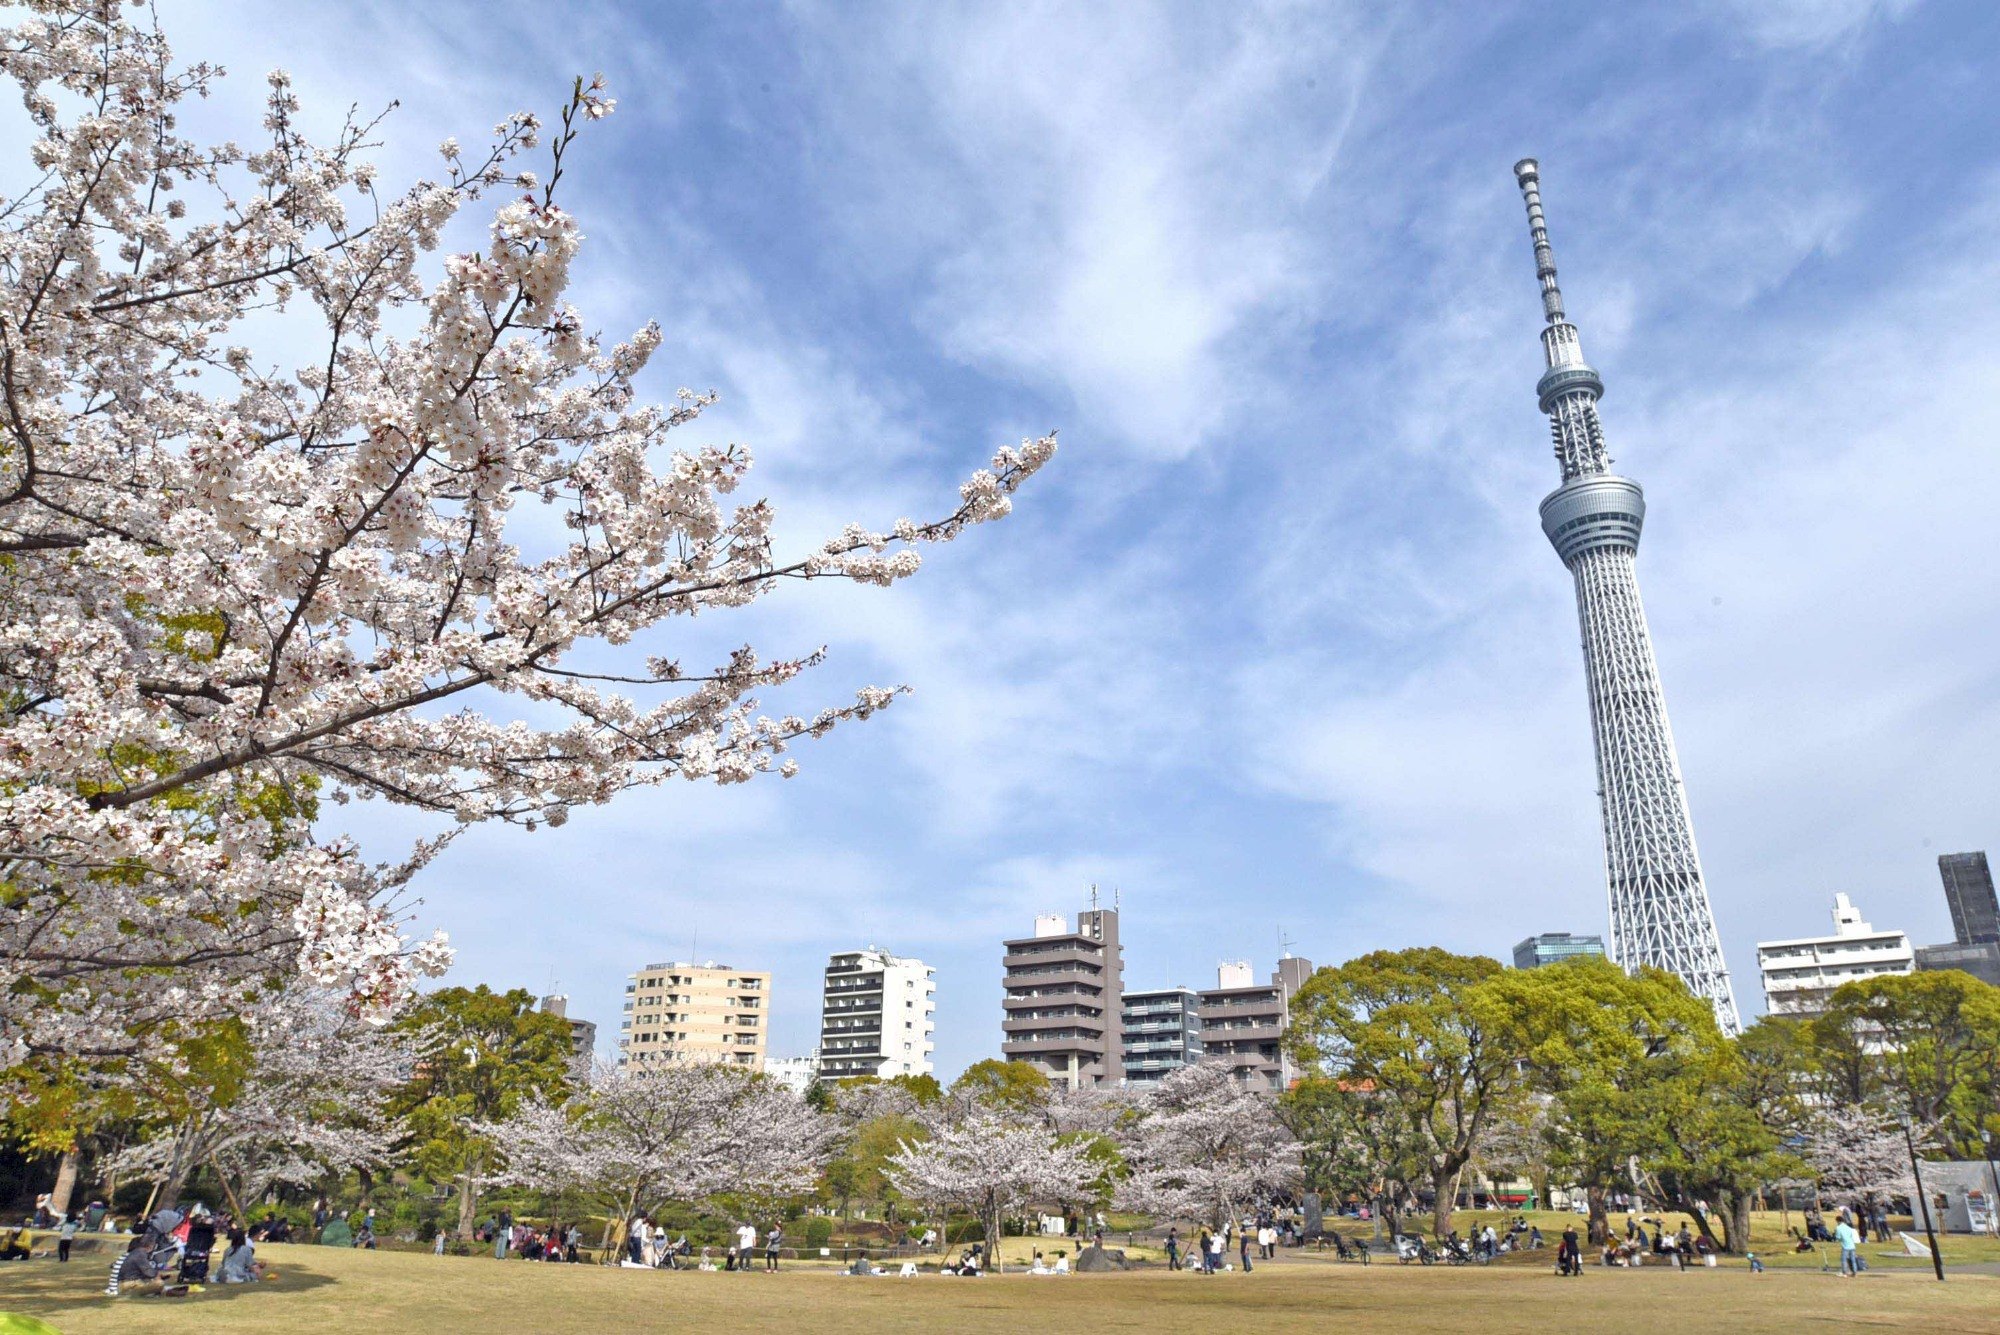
(1512, 159), (1740, 1034)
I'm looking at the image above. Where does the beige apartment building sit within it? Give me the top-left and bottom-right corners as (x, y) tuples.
(617, 961), (769, 1069)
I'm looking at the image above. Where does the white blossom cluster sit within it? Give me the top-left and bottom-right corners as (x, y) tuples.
(478, 1059), (838, 1239)
(109, 987), (414, 1211)
(1113, 1063), (1304, 1228)
(1796, 1103), (1924, 1208)
(885, 1110), (1102, 1268)
(0, 4), (1054, 1072)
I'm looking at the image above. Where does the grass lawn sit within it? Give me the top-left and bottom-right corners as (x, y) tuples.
(5, 1241), (2000, 1334)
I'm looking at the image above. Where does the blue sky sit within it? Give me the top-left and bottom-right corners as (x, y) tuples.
(166, 0), (2000, 1075)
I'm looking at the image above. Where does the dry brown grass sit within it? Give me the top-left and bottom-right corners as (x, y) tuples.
(5, 1238), (2000, 1334)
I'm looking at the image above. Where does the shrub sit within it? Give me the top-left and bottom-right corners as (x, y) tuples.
(803, 1217), (834, 1250)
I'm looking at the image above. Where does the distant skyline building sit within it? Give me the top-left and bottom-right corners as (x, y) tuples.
(538, 994), (597, 1063)
(818, 947), (936, 1081)
(1917, 850), (2000, 986)
(1755, 893), (1913, 1017)
(1001, 898), (1123, 1089)
(1513, 159), (1740, 1034)
(1119, 986), (1203, 1087)
(1197, 956), (1313, 1093)
(617, 960), (769, 1069)
(1914, 940), (2000, 988)
(1512, 932), (1607, 970)
(763, 1050), (821, 1095)
(1938, 851), (1999, 945)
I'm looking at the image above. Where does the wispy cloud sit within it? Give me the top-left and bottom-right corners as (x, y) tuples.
(150, 0), (2000, 1074)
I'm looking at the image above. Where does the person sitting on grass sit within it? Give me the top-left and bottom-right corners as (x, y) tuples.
(0, 1228), (31, 1261)
(218, 1228), (272, 1284)
(108, 1236), (165, 1296)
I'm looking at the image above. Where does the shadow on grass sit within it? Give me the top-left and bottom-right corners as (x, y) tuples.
(1, 1255), (338, 1320)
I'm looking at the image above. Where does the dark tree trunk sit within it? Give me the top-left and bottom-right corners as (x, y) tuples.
(1430, 1165), (1457, 1238)
(1586, 1184), (1610, 1247)
(1727, 1190), (1752, 1256)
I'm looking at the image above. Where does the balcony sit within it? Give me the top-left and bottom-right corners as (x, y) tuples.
(1002, 1034), (1109, 1054)
(1002, 942), (1105, 971)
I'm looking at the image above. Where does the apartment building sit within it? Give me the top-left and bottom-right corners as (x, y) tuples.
(617, 960), (770, 1069)
(1756, 894), (1913, 1017)
(819, 947), (936, 1081)
(1197, 955), (1313, 1093)
(538, 994), (598, 1063)
(763, 1051), (821, 1095)
(1001, 902), (1123, 1089)
(1120, 986), (1203, 1086)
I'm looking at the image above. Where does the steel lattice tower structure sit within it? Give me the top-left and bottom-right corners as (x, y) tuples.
(1512, 159), (1740, 1034)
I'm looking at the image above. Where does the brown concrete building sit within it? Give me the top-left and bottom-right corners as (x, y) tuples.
(1196, 954), (1313, 1093)
(617, 960), (769, 1069)
(1001, 902), (1123, 1089)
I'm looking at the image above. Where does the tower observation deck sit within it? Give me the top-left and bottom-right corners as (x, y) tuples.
(1513, 159), (1740, 1034)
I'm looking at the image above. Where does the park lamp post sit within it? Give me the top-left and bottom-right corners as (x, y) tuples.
(1900, 1113), (1945, 1282)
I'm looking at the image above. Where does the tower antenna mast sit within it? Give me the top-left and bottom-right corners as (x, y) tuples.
(1512, 159), (1740, 1034)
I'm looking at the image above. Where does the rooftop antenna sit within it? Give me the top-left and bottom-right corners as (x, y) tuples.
(1088, 882), (1099, 912)
(1279, 928), (1295, 960)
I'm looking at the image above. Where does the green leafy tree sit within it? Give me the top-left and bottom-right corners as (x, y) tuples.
(1278, 1077), (1414, 1235)
(387, 986), (575, 1238)
(1287, 948), (1525, 1237)
(822, 1112), (924, 1220)
(1641, 1035), (1798, 1253)
(1480, 957), (1719, 1245)
(1812, 971), (2000, 1156)
(946, 1059), (1051, 1118)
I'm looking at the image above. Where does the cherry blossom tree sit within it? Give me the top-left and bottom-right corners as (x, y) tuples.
(885, 1110), (1101, 1271)
(480, 1060), (838, 1249)
(1798, 1103), (1922, 1214)
(1114, 1062), (1302, 1229)
(109, 988), (412, 1214)
(0, 2), (1054, 1072)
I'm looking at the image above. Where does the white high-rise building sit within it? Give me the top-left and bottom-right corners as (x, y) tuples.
(1513, 160), (1739, 1033)
(1756, 894), (1913, 1017)
(763, 1050), (821, 1095)
(818, 947), (936, 1081)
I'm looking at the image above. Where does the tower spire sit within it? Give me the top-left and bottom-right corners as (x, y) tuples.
(1513, 159), (1565, 324)
(1513, 158), (1740, 1035)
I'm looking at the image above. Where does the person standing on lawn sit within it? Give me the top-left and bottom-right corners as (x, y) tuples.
(1834, 1216), (1861, 1277)
(765, 1223), (783, 1272)
(1165, 1227), (1181, 1271)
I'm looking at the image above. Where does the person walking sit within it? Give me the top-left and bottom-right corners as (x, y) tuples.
(1834, 1216), (1861, 1277)
(765, 1223), (783, 1272)
(1165, 1227), (1182, 1271)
